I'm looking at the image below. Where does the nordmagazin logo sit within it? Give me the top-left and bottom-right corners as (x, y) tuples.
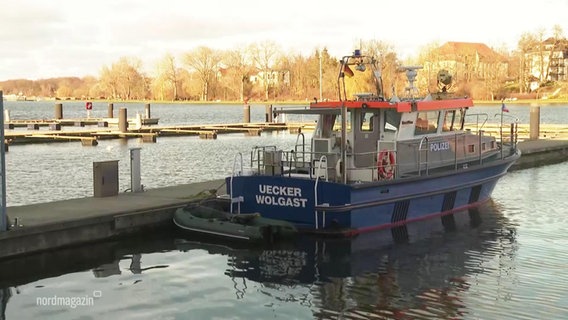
(36, 290), (101, 309)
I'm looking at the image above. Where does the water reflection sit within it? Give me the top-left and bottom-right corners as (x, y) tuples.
(173, 200), (516, 319)
(1, 288), (11, 320)
(0, 200), (516, 319)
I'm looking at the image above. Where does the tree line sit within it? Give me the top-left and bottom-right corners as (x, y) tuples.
(1, 26), (566, 102)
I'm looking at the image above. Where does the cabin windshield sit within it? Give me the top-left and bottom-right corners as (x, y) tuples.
(415, 111), (440, 135)
(319, 114), (337, 138)
(442, 109), (465, 132)
(384, 110), (401, 131)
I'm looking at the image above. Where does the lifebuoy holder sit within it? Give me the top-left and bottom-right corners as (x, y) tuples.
(85, 101), (93, 110)
(377, 149), (395, 180)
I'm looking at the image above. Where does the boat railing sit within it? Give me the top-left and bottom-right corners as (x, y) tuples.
(230, 152), (244, 214)
(293, 132), (307, 168)
(414, 131), (496, 176)
(251, 145), (277, 174)
(494, 113), (519, 159)
(464, 113), (489, 132)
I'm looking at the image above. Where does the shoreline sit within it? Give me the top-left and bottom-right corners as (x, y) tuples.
(7, 98), (568, 106)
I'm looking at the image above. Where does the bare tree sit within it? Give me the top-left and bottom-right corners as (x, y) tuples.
(360, 39), (399, 98)
(153, 53), (180, 101)
(248, 41), (281, 101)
(182, 46), (222, 101)
(220, 47), (253, 101)
(98, 57), (145, 100)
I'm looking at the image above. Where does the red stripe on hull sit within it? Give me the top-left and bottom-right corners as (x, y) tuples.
(321, 198), (490, 237)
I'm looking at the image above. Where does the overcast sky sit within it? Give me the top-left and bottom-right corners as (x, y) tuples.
(1, 0), (568, 81)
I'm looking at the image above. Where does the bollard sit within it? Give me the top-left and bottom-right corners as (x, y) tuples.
(118, 107), (128, 133)
(55, 103), (63, 119)
(530, 105), (540, 140)
(130, 147), (142, 192)
(243, 103), (250, 123)
(134, 113), (142, 130)
(108, 103), (114, 118)
(3, 110), (10, 122)
(265, 104), (273, 122)
(145, 103), (151, 119)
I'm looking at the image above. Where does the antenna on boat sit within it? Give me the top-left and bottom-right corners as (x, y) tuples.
(397, 66), (422, 100)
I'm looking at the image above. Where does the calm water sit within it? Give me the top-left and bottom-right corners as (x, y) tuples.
(1, 101), (568, 319)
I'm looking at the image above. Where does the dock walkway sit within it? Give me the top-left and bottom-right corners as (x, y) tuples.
(1, 179), (227, 259)
(0, 139), (567, 260)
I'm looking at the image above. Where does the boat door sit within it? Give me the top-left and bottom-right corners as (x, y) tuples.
(353, 109), (380, 167)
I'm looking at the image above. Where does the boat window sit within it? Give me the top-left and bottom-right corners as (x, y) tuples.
(442, 111), (453, 131)
(454, 109), (464, 130)
(320, 114), (337, 137)
(384, 110), (401, 131)
(415, 111), (439, 135)
(336, 112), (351, 133)
(360, 112), (374, 132)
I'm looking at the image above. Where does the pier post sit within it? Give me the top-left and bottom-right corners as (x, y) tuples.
(55, 103), (63, 120)
(145, 103), (151, 119)
(530, 105), (540, 140)
(243, 103), (250, 123)
(119, 108), (128, 133)
(108, 103), (114, 118)
(130, 148), (142, 193)
(265, 104), (273, 122)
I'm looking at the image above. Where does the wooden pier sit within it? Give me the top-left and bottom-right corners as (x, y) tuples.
(3, 121), (312, 147)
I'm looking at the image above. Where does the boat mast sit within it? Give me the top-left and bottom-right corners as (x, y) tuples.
(337, 51), (359, 184)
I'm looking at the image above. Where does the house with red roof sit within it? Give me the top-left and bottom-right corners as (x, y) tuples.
(430, 41), (508, 82)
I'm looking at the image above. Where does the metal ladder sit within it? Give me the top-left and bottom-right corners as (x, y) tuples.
(313, 155), (328, 230)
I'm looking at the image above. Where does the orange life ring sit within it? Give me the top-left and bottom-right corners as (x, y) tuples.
(377, 150), (395, 180)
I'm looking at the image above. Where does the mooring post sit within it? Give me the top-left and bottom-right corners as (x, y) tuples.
(243, 101), (250, 123)
(119, 107), (128, 133)
(530, 105), (540, 140)
(130, 147), (142, 192)
(55, 103), (63, 120)
(145, 103), (151, 119)
(108, 103), (114, 118)
(265, 104), (273, 122)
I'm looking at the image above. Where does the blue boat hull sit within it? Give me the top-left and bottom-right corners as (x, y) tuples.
(226, 152), (519, 235)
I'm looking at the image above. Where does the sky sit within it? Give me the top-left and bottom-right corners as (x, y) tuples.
(1, 0), (568, 81)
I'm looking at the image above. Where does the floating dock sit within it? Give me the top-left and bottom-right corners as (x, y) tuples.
(3, 122), (310, 147)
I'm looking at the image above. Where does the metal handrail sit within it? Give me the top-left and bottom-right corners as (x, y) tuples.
(418, 136), (429, 176)
(465, 113), (489, 131)
(230, 152), (243, 214)
(314, 155), (329, 230)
